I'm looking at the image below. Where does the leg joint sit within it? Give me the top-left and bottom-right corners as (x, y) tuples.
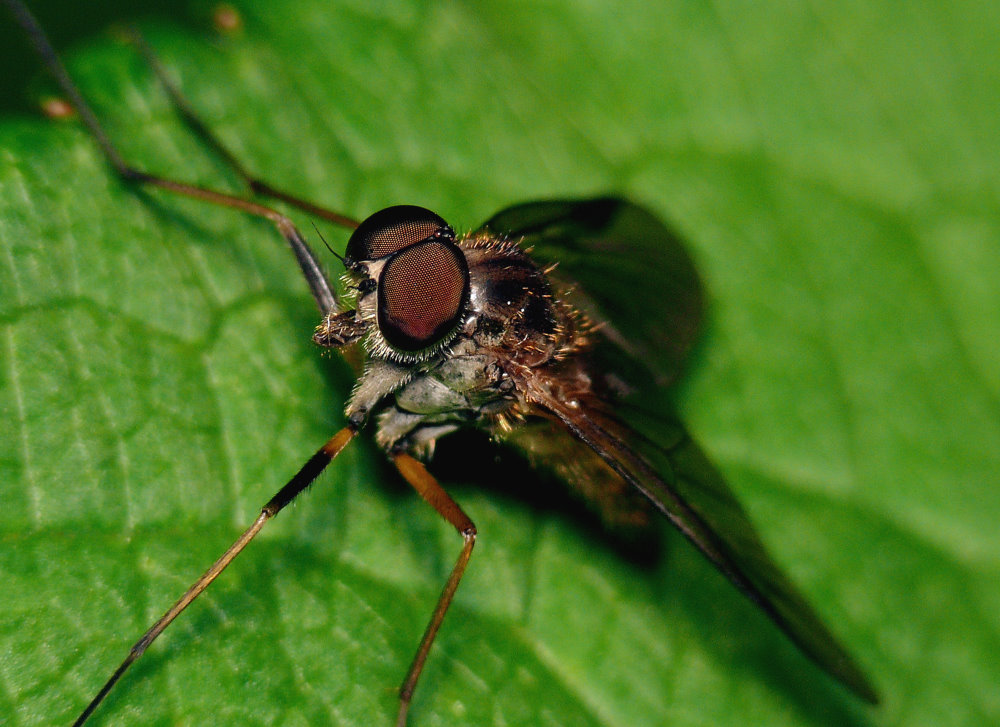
(119, 166), (151, 183)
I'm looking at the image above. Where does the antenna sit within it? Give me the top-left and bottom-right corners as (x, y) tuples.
(311, 221), (347, 267)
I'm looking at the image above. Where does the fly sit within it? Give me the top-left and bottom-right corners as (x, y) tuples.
(4, 0), (878, 724)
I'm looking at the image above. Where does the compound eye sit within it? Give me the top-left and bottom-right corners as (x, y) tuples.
(346, 205), (453, 262)
(378, 240), (469, 351)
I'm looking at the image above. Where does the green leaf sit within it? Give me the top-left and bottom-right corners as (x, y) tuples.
(2, 1), (998, 726)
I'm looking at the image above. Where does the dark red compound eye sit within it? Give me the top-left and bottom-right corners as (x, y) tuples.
(346, 205), (453, 262)
(378, 239), (470, 351)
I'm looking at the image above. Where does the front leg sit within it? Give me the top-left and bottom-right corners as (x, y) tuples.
(391, 452), (477, 727)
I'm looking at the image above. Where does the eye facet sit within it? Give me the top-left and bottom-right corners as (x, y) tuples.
(346, 205), (453, 262)
(378, 239), (469, 351)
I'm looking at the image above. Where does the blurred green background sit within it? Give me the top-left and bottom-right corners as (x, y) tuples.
(2, 1), (998, 725)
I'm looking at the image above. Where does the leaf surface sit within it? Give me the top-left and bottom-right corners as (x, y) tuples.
(2, 1), (999, 726)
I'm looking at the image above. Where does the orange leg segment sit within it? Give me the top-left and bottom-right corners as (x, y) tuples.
(391, 452), (477, 727)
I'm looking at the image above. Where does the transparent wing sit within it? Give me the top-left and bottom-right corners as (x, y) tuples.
(503, 417), (657, 543)
(483, 197), (877, 701)
(476, 198), (703, 385)
(521, 378), (879, 704)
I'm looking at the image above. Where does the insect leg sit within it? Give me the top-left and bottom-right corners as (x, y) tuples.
(3, 0), (340, 314)
(123, 26), (360, 230)
(71, 426), (357, 727)
(391, 452), (477, 727)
